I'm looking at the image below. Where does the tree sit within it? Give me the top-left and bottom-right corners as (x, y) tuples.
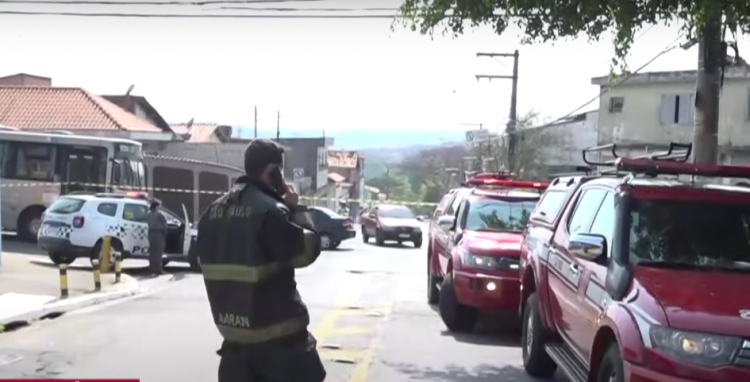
(472, 110), (563, 179)
(398, 144), (467, 196)
(398, 1), (750, 164)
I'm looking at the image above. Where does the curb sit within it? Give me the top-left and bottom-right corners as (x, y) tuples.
(0, 273), (141, 332)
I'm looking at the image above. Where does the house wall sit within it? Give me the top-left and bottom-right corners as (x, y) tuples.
(595, 68), (750, 148)
(534, 111), (598, 167)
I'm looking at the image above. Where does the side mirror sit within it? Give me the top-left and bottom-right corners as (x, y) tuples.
(568, 233), (607, 262)
(453, 231), (463, 245)
(437, 215), (454, 230)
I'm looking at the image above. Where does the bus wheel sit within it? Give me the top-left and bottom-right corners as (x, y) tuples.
(18, 207), (45, 242)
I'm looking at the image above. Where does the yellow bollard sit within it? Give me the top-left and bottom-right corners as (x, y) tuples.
(59, 263), (69, 298)
(114, 251), (122, 283)
(92, 259), (102, 292)
(99, 236), (111, 273)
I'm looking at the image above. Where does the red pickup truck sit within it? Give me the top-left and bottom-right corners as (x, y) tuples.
(519, 143), (750, 382)
(427, 173), (547, 332)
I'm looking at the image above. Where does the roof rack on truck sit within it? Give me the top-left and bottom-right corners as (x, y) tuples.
(579, 141), (750, 181)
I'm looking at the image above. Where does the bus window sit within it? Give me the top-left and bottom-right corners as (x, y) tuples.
(3, 143), (54, 181)
(59, 146), (108, 193)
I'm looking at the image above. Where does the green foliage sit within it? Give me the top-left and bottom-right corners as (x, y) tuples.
(397, 0), (750, 69)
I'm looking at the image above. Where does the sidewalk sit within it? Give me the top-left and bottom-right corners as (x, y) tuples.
(0, 251), (140, 328)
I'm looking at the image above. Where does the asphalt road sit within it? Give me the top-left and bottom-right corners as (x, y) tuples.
(0, 226), (564, 382)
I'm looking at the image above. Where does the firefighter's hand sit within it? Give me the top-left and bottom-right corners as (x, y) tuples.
(282, 187), (299, 207)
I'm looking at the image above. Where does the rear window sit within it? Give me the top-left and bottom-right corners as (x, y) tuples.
(47, 197), (86, 214)
(466, 198), (537, 233)
(314, 207), (341, 218)
(532, 191), (566, 220)
(630, 198), (750, 270)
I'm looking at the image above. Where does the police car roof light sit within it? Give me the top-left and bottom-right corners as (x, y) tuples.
(615, 158), (750, 179)
(125, 191), (149, 199)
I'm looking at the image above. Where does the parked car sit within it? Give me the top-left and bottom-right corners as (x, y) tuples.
(38, 191), (192, 268)
(519, 142), (750, 382)
(361, 204), (422, 247)
(309, 206), (355, 250)
(427, 173), (547, 331)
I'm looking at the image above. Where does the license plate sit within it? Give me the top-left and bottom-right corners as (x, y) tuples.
(399, 233), (411, 238)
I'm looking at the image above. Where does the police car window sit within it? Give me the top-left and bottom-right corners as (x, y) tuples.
(568, 189), (607, 234)
(47, 197), (85, 214)
(97, 203), (118, 217)
(122, 203), (148, 222)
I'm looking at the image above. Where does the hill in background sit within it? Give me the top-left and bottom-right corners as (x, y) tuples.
(233, 126), (466, 178)
(233, 126), (466, 149)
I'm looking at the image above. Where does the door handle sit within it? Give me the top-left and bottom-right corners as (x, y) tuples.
(569, 264), (581, 274)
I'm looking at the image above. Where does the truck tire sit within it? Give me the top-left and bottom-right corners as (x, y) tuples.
(596, 344), (625, 382)
(438, 272), (477, 332)
(427, 252), (439, 304)
(522, 293), (557, 377)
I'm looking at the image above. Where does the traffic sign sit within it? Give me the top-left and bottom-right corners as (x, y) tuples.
(465, 129), (489, 143)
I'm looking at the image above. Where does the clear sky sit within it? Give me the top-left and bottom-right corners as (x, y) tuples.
(0, 0), (745, 136)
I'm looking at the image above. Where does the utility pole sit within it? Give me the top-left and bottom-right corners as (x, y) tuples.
(692, 16), (722, 164)
(476, 50), (519, 172)
(254, 106), (258, 139)
(276, 110), (280, 141)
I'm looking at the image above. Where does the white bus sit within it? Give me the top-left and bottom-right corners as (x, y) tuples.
(0, 130), (145, 241)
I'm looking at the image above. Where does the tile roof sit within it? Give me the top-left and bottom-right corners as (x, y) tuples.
(328, 150), (359, 168)
(169, 123), (220, 142)
(0, 86), (161, 132)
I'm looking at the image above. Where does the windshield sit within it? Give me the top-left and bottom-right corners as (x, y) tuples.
(378, 206), (414, 219)
(630, 198), (750, 270)
(112, 158), (146, 189)
(465, 199), (537, 232)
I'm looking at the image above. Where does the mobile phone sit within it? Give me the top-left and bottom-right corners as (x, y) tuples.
(269, 165), (286, 195)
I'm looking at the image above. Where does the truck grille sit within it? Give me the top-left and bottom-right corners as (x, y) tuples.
(737, 340), (750, 368)
(397, 227), (413, 233)
(496, 257), (520, 270)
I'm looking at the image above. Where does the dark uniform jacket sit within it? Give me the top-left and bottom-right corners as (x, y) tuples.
(196, 177), (321, 344)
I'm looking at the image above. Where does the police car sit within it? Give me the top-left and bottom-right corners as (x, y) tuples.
(37, 191), (193, 267)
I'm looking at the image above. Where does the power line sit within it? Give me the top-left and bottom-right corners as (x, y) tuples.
(547, 33), (683, 124)
(0, 10), (398, 17)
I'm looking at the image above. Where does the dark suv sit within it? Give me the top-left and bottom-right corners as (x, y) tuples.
(519, 143), (750, 382)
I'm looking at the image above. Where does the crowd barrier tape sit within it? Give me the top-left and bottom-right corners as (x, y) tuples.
(0, 181), (440, 207)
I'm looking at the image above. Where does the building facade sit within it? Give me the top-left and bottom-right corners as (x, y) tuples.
(592, 67), (750, 164)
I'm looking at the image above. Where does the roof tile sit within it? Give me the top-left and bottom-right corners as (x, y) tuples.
(169, 122), (219, 142)
(0, 86), (160, 131)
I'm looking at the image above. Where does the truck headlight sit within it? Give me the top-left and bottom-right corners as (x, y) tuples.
(460, 249), (519, 271)
(649, 326), (742, 368)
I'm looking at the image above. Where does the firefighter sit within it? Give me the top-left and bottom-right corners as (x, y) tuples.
(195, 139), (326, 382)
